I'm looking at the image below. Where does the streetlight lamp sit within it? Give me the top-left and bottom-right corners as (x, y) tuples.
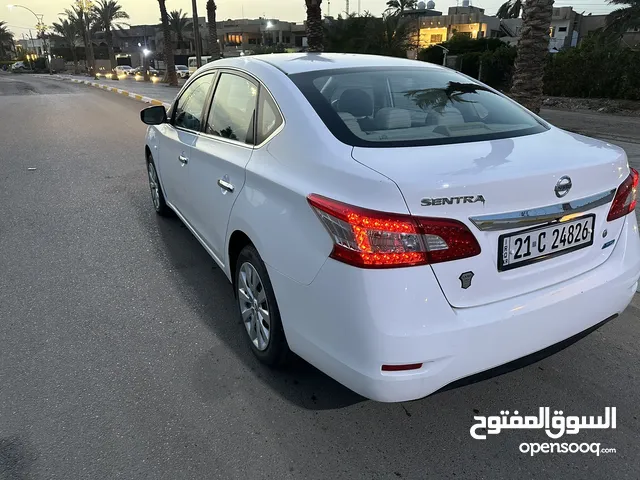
(138, 42), (151, 82)
(431, 44), (449, 66)
(7, 4), (52, 74)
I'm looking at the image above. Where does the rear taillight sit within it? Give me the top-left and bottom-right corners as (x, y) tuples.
(307, 194), (481, 268)
(607, 168), (639, 222)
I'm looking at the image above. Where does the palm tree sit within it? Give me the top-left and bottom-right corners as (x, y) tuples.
(385, 0), (418, 15)
(605, 0), (640, 38)
(168, 9), (193, 55)
(93, 0), (129, 77)
(305, 0), (324, 52)
(0, 21), (14, 61)
(496, 0), (523, 19)
(66, 4), (96, 75)
(509, 0), (554, 114)
(52, 18), (80, 74)
(158, 0), (178, 86)
(206, 0), (221, 59)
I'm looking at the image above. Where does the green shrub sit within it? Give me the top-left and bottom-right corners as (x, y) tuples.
(543, 40), (640, 100)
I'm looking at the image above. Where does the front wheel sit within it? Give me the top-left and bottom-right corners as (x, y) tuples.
(235, 245), (291, 366)
(146, 157), (170, 216)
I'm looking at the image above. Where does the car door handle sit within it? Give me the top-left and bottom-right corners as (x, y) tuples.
(178, 155), (188, 165)
(217, 179), (235, 193)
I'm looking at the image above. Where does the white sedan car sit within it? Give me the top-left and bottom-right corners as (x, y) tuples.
(140, 53), (640, 402)
(175, 65), (190, 79)
(115, 65), (134, 76)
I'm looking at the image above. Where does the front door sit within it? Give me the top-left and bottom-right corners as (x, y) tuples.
(159, 73), (216, 216)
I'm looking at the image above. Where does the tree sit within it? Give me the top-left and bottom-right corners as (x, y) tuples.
(324, 12), (415, 57)
(167, 9), (192, 55)
(496, 0), (523, 19)
(305, 0), (324, 52)
(385, 0), (418, 15)
(510, 0), (554, 113)
(93, 0), (129, 76)
(158, 0), (178, 86)
(52, 18), (80, 73)
(0, 21), (14, 61)
(206, 0), (221, 59)
(605, 0), (640, 39)
(66, 4), (97, 75)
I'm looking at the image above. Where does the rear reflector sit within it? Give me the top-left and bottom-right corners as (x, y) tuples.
(382, 363), (423, 372)
(607, 168), (638, 222)
(307, 194), (481, 268)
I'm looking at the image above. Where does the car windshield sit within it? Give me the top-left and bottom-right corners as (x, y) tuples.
(176, 66), (187, 70)
(290, 67), (548, 148)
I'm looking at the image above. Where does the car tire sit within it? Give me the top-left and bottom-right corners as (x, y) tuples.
(146, 156), (171, 217)
(235, 245), (291, 366)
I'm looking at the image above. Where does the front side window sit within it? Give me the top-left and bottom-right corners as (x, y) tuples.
(291, 67), (547, 148)
(173, 74), (215, 131)
(205, 73), (258, 144)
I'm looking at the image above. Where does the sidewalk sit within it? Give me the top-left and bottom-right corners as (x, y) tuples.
(52, 73), (182, 108)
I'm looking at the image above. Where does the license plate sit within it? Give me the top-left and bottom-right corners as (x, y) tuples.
(498, 214), (595, 271)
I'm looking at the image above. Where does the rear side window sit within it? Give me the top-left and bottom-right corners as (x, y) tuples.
(291, 67), (547, 148)
(256, 90), (283, 144)
(206, 73), (258, 144)
(173, 74), (215, 131)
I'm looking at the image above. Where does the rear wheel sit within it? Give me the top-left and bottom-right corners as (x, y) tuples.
(146, 157), (170, 216)
(235, 245), (290, 366)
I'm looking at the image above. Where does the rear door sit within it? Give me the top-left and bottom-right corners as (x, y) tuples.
(187, 70), (261, 262)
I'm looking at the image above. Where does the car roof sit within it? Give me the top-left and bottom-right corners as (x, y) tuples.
(200, 53), (443, 76)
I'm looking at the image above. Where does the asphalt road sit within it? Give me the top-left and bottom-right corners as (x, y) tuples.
(1, 73), (639, 480)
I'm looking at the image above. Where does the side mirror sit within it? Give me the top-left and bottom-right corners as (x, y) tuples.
(140, 105), (167, 125)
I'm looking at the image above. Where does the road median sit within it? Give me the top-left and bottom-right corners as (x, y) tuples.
(52, 74), (174, 109)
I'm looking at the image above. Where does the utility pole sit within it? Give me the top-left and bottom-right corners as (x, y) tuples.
(346, 0), (349, 15)
(192, 0), (202, 68)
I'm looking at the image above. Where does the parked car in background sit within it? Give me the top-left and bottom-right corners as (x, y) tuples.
(115, 65), (134, 76)
(11, 61), (27, 72)
(140, 53), (640, 403)
(175, 65), (190, 78)
(187, 56), (213, 74)
(133, 66), (160, 77)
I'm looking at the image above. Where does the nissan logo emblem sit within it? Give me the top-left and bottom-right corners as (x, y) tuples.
(555, 176), (572, 198)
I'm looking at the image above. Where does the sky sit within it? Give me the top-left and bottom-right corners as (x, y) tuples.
(2, 0), (617, 38)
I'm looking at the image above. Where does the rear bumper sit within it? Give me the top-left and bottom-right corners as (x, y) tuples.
(270, 214), (640, 402)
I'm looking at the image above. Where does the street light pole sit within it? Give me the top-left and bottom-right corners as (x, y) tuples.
(7, 4), (52, 74)
(431, 44), (449, 66)
(192, 0), (202, 68)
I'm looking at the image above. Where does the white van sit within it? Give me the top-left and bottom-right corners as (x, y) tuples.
(187, 56), (212, 74)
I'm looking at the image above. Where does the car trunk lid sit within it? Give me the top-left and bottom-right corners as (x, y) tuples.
(351, 129), (629, 308)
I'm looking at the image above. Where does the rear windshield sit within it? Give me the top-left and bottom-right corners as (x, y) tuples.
(290, 67), (548, 147)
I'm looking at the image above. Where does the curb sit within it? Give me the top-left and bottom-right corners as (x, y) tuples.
(54, 75), (172, 109)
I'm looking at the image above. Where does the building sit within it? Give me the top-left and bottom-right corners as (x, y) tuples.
(577, 13), (640, 47)
(548, 7), (581, 50)
(499, 7), (640, 51)
(215, 18), (306, 50)
(16, 37), (58, 56)
(405, 2), (502, 50)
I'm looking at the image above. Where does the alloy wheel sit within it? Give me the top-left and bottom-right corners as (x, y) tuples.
(237, 262), (271, 351)
(147, 162), (160, 210)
